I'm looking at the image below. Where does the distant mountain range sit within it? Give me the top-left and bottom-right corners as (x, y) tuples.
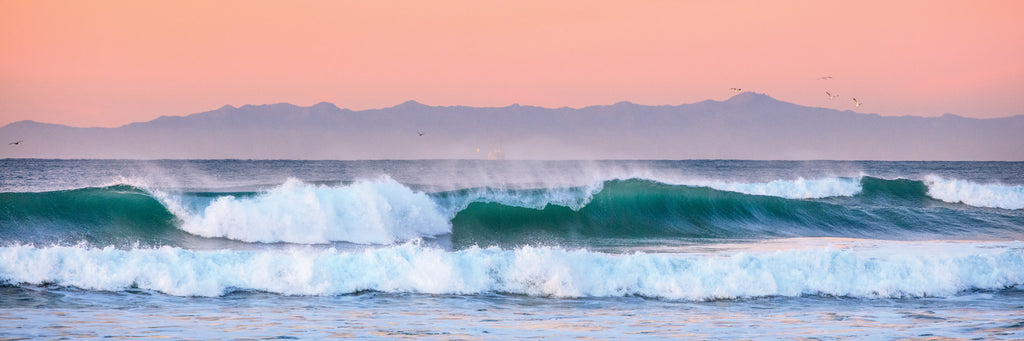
(2, 92), (1022, 160)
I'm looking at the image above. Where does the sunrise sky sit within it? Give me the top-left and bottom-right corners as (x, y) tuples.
(2, 0), (1022, 127)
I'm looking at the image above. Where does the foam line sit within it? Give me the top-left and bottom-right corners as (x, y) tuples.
(3, 242), (1021, 299)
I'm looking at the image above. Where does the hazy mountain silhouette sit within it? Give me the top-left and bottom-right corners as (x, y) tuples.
(2, 92), (1022, 160)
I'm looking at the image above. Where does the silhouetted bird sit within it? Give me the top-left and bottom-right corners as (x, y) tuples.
(818, 76), (833, 80)
(729, 88), (741, 93)
(8, 140), (22, 145)
(417, 131), (425, 136)
(852, 98), (862, 107)
(826, 92), (838, 100)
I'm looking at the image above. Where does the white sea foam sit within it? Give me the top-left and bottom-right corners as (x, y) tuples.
(690, 177), (863, 199)
(432, 183), (605, 215)
(440, 176), (862, 214)
(2, 241), (1021, 299)
(924, 175), (1024, 210)
(161, 177), (451, 244)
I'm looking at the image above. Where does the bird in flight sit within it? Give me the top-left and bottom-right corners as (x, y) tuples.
(8, 140), (22, 145)
(818, 76), (833, 80)
(826, 91), (838, 100)
(852, 98), (862, 107)
(417, 131), (425, 136)
(729, 88), (742, 93)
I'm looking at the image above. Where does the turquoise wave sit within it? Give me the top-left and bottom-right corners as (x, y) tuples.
(1, 177), (1022, 247)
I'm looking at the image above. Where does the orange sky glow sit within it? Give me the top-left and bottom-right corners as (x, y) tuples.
(2, 0), (1022, 127)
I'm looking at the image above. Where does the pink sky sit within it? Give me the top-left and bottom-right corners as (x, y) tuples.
(2, 0), (1022, 127)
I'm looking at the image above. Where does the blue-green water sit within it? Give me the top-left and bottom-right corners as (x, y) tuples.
(2, 159), (1023, 339)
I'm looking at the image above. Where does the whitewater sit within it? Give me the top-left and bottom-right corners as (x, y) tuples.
(2, 159), (1023, 339)
(4, 241), (1023, 299)
(156, 174), (1022, 244)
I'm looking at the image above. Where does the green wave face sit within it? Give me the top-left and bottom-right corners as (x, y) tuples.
(450, 180), (838, 247)
(1, 178), (1022, 248)
(449, 178), (1024, 248)
(858, 177), (929, 201)
(0, 185), (185, 247)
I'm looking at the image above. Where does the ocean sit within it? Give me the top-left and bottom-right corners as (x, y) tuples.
(1, 159), (1023, 339)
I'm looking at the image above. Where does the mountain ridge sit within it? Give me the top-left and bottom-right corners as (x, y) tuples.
(2, 93), (1021, 160)
(3, 92), (1012, 130)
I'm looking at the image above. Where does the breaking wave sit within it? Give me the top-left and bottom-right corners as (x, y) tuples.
(924, 175), (1024, 210)
(2, 242), (1021, 299)
(2, 176), (1022, 247)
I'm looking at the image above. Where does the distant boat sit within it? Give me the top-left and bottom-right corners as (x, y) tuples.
(487, 148), (505, 160)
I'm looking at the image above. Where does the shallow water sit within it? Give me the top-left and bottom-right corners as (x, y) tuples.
(3, 286), (1023, 339)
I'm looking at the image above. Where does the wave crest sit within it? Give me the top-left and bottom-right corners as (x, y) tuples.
(432, 176), (861, 216)
(925, 175), (1024, 210)
(169, 177), (451, 244)
(690, 176), (863, 199)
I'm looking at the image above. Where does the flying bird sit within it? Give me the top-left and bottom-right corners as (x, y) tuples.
(417, 131), (425, 136)
(8, 140), (22, 145)
(818, 76), (833, 80)
(852, 98), (862, 107)
(729, 88), (742, 93)
(826, 91), (838, 100)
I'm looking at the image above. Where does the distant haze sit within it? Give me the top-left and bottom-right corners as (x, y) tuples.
(2, 93), (1021, 161)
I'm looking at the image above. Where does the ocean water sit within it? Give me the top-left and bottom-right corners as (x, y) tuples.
(1, 159), (1023, 339)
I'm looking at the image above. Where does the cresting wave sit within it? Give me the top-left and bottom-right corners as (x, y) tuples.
(666, 176), (863, 199)
(99, 176), (873, 245)
(1, 242), (1022, 299)
(163, 178), (451, 244)
(925, 175), (1024, 210)
(0, 185), (186, 246)
(156, 176), (1024, 244)
(2, 176), (1022, 246)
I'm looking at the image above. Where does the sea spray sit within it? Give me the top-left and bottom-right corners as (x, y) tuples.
(661, 176), (864, 199)
(172, 177), (451, 244)
(430, 182), (605, 216)
(925, 175), (1024, 210)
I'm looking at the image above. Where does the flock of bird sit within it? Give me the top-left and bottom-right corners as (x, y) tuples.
(732, 76), (863, 108)
(818, 76), (862, 108)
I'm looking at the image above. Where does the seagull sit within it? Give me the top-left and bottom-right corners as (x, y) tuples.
(417, 131), (424, 136)
(729, 88), (742, 93)
(818, 76), (833, 80)
(852, 98), (862, 107)
(8, 140), (22, 145)
(826, 91), (838, 100)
